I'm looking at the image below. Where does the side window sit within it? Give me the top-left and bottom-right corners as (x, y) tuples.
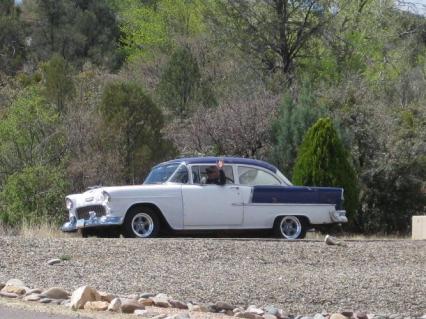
(191, 165), (234, 184)
(237, 166), (281, 186)
(170, 165), (189, 184)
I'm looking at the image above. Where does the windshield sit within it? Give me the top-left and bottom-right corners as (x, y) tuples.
(144, 163), (180, 184)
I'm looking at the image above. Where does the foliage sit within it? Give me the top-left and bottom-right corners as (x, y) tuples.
(99, 81), (176, 183)
(157, 46), (206, 118)
(119, 0), (206, 60)
(292, 117), (359, 228)
(0, 165), (68, 226)
(270, 86), (326, 178)
(23, 0), (123, 70)
(0, 1), (26, 75)
(0, 86), (64, 181)
(41, 54), (75, 112)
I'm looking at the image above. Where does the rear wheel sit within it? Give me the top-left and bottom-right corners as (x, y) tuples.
(274, 216), (307, 240)
(122, 206), (160, 238)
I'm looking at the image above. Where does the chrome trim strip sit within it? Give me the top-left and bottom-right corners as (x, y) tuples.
(61, 216), (123, 232)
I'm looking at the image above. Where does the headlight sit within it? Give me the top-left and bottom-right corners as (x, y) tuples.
(101, 191), (111, 204)
(65, 198), (73, 210)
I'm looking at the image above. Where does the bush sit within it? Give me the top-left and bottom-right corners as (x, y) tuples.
(292, 117), (359, 228)
(0, 165), (69, 226)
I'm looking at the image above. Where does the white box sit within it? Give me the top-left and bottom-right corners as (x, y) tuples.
(412, 216), (426, 240)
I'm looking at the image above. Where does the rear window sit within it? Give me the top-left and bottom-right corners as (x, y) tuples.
(237, 166), (281, 186)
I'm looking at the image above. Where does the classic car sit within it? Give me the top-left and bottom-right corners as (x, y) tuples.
(61, 156), (347, 239)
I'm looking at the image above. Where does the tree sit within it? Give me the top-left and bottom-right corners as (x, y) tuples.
(165, 89), (280, 157)
(270, 85), (326, 177)
(0, 86), (64, 182)
(157, 46), (202, 118)
(23, 0), (123, 70)
(41, 54), (75, 112)
(0, 165), (68, 226)
(0, 0), (26, 75)
(211, 0), (335, 85)
(99, 81), (175, 183)
(292, 117), (359, 227)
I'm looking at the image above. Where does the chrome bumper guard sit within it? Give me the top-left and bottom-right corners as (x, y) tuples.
(61, 215), (123, 232)
(330, 210), (348, 223)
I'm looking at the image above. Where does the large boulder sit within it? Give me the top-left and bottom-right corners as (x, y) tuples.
(1, 285), (26, 295)
(5, 279), (25, 287)
(70, 286), (101, 310)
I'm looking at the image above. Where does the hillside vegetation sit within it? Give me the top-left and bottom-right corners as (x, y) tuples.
(0, 0), (425, 234)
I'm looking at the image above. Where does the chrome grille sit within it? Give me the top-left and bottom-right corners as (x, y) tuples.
(76, 205), (106, 220)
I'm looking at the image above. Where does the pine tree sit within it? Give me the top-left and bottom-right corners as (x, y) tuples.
(292, 117), (359, 227)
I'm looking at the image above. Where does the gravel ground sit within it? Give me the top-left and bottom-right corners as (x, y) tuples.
(0, 237), (425, 316)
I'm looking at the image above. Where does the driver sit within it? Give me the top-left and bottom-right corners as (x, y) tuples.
(205, 160), (226, 185)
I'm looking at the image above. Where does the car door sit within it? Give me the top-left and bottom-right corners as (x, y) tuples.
(182, 165), (244, 227)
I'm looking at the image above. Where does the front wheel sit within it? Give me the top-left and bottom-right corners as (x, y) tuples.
(122, 207), (160, 238)
(274, 216), (307, 240)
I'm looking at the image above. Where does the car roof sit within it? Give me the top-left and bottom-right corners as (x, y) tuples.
(159, 156), (278, 173)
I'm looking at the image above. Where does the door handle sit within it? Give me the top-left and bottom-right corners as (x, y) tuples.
(229, 186), (239, 190)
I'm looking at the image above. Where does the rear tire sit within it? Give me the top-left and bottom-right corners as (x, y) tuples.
(274, 216), (307, 239)
(122, 206), (160, 238)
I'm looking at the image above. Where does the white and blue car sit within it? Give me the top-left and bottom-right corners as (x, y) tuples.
(62, 157), (348, 239)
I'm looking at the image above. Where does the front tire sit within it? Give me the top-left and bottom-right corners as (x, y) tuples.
(123, 207), (160, 238)
(274, 216), (306, 239)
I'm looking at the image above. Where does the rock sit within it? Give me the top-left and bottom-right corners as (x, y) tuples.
(140, 292), (156, 298)
(225, 310), (234, 316)
(330, 314), (349, 319)
(234, 307), (245, 314)
(313, 314), (326, 319)
(84, 301), (109, 311)
(264, 314), (278, 319)
(216, 301), (235, 311)
(207, 303), (220, 313)
(47, 258), (61, 265)
(70, 286), (101, 310)
(247, 305), (264, 316)
(99, 291), (115, 303)
(152, 294), (171, 308)
(126, 293), (140, 300)
(1, 285), (26, 295)
(0, 291), (18, 298)
(121, 300), (145, 313)
(169, 299), (188, 309)
(340, 310), (354, 318)
(5, 279), (25, 287)
(39, 298), (52, 304)
(168, 315), (190, 319)
(41, 287), (70, 299)
(276, 309), (289, 319)
(108, 298), (121, 312)
(139, 298), (155, 306)
(152, 315), (168, 319)
(236, 311), (264, 319)
(134, 309), (161, 317)
(188, 303), (209, 312)
(0, 283), (5, 290)
(25, 289), (42, 296)
(264, 305), (280, 316)
(355, 313), (368, 319)
(23, 294), (41, 301)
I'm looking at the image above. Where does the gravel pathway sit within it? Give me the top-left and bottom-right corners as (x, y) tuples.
(0, 237), (424, 316)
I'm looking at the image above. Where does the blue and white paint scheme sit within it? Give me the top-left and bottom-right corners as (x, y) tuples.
(62, 156), (347, 239)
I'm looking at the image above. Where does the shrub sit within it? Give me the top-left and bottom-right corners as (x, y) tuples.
(0, 165), (69, 226)
(292, 117), (359, 228)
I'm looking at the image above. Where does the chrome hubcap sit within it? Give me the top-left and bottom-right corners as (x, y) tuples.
(131, 213), (154, 238)
(280, 216), (302, 239)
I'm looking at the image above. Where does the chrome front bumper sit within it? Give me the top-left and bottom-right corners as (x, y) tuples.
(330, 210), (348, 223)
(61, 215), (123, 232)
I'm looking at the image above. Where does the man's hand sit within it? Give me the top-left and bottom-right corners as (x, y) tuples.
(217, 159), (224, 169)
